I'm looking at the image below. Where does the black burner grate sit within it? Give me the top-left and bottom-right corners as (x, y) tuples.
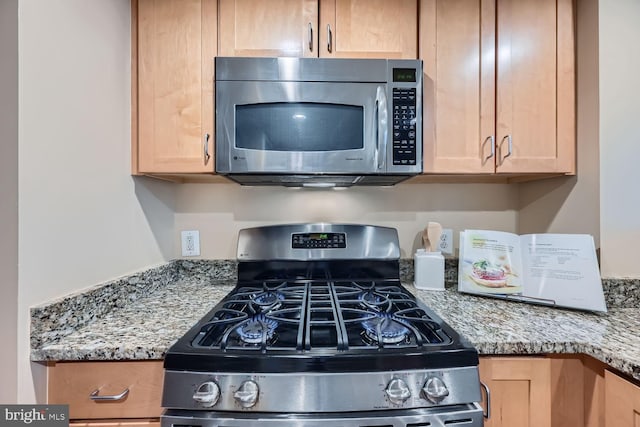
(191, 279), (452, 352)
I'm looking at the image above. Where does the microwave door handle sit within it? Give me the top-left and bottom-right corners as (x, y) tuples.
(375, 86), (388, 170)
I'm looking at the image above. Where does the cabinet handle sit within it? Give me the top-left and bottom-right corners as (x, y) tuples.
(327, 24), (332, 53)
(483, 136), (495, 162)
(203, 133), (211, 165)
(308, 22), (313, 51)
(89, 388), (129, 402)
(500, 134), (512, 163)
(480, 382), (491, 419)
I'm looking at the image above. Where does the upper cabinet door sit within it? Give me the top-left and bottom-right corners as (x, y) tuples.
(319, 0), (418, 58)
(218, 0), (319, 57)
(420, 0), (574, 175)
(421, 0), (496, 173)
(217, 0), (417, 59)
(137, 0), (217, 173)
(495, 0), (575, 174)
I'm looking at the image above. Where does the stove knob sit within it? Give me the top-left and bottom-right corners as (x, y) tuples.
(234, 380), (259, 408)
(385, 378), (411, 405)
(422, 377), (449, 403)
(193, 381), (220, 407)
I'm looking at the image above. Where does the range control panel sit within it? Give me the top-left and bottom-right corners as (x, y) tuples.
(392, 88), (417, 166)
(292, 233), (346, 249)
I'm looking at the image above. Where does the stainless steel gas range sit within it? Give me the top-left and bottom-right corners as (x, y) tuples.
(162, 224), (489, 427)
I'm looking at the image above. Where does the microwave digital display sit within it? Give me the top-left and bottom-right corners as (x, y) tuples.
(393, 68), (416, 82)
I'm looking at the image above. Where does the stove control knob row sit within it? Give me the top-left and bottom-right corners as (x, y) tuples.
(422, 377), (449, 403)
(193, 381), (220, 407)
(234, 380), (259, 408)
(385, 378), (411, 405)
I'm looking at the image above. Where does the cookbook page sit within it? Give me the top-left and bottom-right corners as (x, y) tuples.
(520, 234), (606, 312)
(458, 230), (524, 295)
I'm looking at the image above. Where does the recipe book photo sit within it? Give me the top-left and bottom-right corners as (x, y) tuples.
(457, 230), (607, 313)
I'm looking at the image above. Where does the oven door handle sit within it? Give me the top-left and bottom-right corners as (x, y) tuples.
(375, 86), (388, 171)
(480, 381), (491, 419)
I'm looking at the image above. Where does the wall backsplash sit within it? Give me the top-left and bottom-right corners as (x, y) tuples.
(173, 182), (519, 259)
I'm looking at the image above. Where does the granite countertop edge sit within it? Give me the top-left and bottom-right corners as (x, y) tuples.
(31, 260), (640, 381)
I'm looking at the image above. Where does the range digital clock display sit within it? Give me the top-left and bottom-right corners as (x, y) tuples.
(309, 233), (329, 240)
(292, 232), (346, 249)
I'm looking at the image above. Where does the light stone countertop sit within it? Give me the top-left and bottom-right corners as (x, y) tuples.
(30, 261), (640, 381)
(412, 287), (640, 380)
(31, 276), (235, 361)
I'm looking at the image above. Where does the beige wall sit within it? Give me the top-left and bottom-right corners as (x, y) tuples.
(598, 0), (640, 277)
(17, 0), (175, 402)
(0, 0), (19, 404)
(174, 183), (519, 259)
(518, 0), (600, 245)
(13, 0), (639, 404)
(519, 0), (640, 279)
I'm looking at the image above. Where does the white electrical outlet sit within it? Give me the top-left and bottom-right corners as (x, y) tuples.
(438, 228), (454, 255)
(181, 230), (200, 257)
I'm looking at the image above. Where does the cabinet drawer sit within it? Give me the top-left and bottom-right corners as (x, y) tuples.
(48, 361), (163, 420)
(71, 420), (160, 427)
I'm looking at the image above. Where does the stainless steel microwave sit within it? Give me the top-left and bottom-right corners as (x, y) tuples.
(215, 57), (422, 187)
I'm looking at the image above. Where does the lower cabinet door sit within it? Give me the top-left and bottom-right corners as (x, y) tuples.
(479, 357), (552, 427)
(605, 370), (640, 427)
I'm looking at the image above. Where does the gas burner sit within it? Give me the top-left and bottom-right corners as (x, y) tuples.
(358, 290), (391, 311)
(252, 291), (285, 311)
(237, 314), (279, 344)
(361, 312), (410, 345)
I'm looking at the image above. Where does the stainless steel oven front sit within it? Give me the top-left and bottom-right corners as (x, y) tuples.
(161, 224), (488, 427)
(214, 57), (422, 183)
(163, 405), (484, 427)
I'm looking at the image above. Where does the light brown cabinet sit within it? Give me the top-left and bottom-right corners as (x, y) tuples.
(218, 0), (418, 59)
(48, 361), (163, 426)
(480, 357), (552, 427)
(218, 0), (318, 57)
(605, 370), (640, 427)
(420, 0), (575, 176)
(70, 422), (160, 427)
(132, 0), (577, 180)
(133, 0), (217, 175)
(479, 355), (640, 427)
(319, 0), (418, 59)
(45, 356), (640, 427)
(133, 0), (416, 177)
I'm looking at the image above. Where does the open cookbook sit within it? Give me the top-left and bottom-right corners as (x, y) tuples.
(458, 230), (607, 312)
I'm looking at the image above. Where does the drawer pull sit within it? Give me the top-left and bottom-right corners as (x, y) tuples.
(89, 388), (130, 401)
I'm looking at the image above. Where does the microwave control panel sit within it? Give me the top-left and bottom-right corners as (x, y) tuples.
(392, 88), (417, 166)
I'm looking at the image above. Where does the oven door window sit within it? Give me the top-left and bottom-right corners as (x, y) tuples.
(235, 103), (363, 151)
